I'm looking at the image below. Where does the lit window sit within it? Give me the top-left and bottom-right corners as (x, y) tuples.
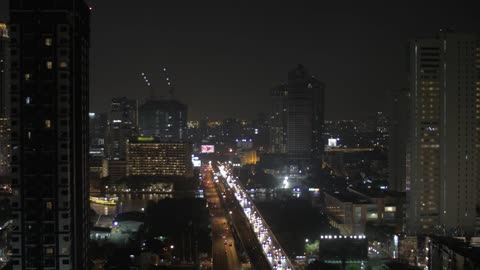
(24, 73), (31, 80)
(25, 97), (31, 104)
(45, 120), (51, 128)
(45, 247), (54, 255)
(45, 38), (52, 46)
(46, 201), (53, 209)
(46, 61), (53, 69)
(59, 61), (68, 68)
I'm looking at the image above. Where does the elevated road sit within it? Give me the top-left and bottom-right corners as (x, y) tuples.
(217, 164), (295, 270)
(202, 167), (239, 270)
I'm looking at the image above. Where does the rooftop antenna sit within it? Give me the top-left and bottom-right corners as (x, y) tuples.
(141, 72), (155, 99)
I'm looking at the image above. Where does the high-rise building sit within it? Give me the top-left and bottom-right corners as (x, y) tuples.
(388, 89), (410, 192)
(407, 32), (480, 235)
(9, 1), (90, 269)
(0, 118), (10, 176)
(0, 25), (9, 177)
(127, 137), (193, 177)
(89, 112), (107, 148)
(375, 111), (389, 147)
(0, 23), (8, 117)
(106, 97), (138, 160)
(269, 85), (288, 154)
(139, 98), (187, 141)
(285, 65), (325, 166)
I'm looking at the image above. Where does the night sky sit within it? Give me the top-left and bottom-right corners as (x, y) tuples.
(1, 1), (478, 120)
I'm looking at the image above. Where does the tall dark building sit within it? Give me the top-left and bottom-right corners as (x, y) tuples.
(0, 23), (8, 116)
(89, 112), (107, 148)
(388, 88), (410, 192)
(0, 24), (10, 177)
(9, 0), (90, 269)
(268, 85), (288, 154)
(285, 65), (325, 166)
(105, 97), (138, 160)
(139, 98), (187, 141)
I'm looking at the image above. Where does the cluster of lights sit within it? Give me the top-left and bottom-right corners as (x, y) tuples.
(218, 164), (293, 270)
(324, 260), (366, 264)
(319, 235), (366, 239)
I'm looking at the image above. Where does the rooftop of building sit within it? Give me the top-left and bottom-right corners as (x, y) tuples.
(324, 190), (372, 204)
(348, 186), (405, 200)
(429, 236), (480, 266)
(128, 136), (191, 144)
(140, 97), (187, 109)
(115, 211), (145, 223)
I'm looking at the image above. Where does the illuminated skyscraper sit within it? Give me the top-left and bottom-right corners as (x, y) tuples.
(127, 137), (193, 177)
(407, 32), (480, 235)
(9, 0), (90, 268)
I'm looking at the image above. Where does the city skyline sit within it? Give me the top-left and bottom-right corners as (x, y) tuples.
(2, 1), (480, 269)
(1, 1), (479, 120)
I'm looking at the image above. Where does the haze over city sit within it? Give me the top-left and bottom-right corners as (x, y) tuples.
(0, 1), (479, 270)
(1, 1), (478, 119)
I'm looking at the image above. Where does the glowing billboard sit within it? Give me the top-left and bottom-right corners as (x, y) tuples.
(201, 145), (215, 153)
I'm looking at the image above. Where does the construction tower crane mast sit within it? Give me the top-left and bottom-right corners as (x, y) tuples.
(140, 72), (155, 99)
(162, 67), (175, 98)
(140, 67), (176, 99)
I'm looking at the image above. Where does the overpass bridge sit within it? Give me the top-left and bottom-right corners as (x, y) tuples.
(218, 164), (295, 270)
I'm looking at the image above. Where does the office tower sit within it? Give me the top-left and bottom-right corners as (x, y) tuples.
(126, 137), (193, 177)
(388, 89), (410, 192)
(407, 32), (480, 235)
(139, 98), (187, 141)
(0, 25), (10, 177)
(9, 0), (90, 269)
(0, 118), (10, 176)
(285, 65), (325, 166)
(89, 112), (107, 148)
(269, 85), (288, 154)
(0, 23), (8, 116)
(105, 97), (138, 160)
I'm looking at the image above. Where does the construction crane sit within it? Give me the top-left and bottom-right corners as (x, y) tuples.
(140, 72), (155, 99)
(162, 67), (175, 98)
(140, 67), (176, 99)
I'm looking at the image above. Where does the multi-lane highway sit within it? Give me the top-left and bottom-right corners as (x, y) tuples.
(217, 179), (272, 270)
(217, 163), (295, 270)
(202, 167), (239, 270)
